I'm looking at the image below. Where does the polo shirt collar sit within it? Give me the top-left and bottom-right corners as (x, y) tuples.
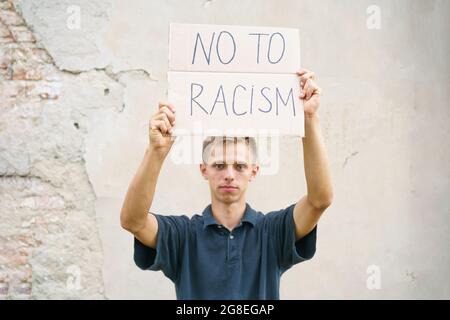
(202, 203), (258, 229)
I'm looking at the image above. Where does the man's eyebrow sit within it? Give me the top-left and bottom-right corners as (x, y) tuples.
(210, 160), (249, 165)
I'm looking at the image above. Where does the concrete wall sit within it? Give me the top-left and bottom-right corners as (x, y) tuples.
(0, 0), (449, 299)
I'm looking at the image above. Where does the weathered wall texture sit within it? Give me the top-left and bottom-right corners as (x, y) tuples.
(1, 0), (449, 299)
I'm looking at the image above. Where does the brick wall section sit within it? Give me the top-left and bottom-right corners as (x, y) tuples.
(0, 0), (104, 299)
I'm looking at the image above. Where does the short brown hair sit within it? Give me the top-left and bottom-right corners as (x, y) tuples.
(202, 136), (258, 164)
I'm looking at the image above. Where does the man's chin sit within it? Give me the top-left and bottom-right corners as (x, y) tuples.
(216, 193), (240, 203)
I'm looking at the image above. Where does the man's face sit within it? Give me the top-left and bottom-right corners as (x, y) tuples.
(200, 140), (259, 204)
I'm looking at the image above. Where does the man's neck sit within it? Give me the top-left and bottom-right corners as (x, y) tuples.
(210, 198), (246, 231)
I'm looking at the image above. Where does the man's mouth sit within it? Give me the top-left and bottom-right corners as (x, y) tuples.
(219, 186), (238, 192)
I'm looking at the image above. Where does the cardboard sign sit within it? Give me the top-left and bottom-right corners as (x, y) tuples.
(168, 23), (303, 136)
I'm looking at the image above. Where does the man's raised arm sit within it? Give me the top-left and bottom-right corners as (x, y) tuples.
(120, 102), (176, 248)
(293, 70), (334, 240)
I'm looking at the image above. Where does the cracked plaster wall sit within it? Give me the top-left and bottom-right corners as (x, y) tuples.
(1, 0), (449, 299)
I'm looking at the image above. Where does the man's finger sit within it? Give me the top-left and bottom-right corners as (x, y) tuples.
(150, 120), (165, 132)
(299, 72), (316, 86)
(299, 91), (306, 99)
(158, 102), (176, 113)
(153, 120), (169, 134)
(152, 115), (171, 129)
(297, 69), (310, 76)
(154, 113), (172, 130)
(303, 79), (315, 100)
(302, 80), (311, 100)
(306, 82), (321, 100)
(300, 73), (314, 88)
(159, 106), (175, 123)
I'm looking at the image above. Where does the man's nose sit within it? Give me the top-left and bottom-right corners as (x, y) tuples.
(224, 165), (235, 181)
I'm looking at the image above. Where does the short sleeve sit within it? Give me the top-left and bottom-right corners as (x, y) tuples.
(265, 204), (317, 271)
(133, 214), (188, 282)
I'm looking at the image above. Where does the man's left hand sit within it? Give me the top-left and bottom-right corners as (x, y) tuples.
(297, 69), (322, 117)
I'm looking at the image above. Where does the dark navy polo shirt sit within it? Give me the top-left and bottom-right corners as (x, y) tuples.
(134, 203), (317, 300)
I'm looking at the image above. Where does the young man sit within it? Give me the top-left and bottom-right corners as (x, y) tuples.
(120, 69), (333, 299)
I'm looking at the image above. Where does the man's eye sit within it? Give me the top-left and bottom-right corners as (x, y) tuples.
(236, 164), (246, 171)
(214, 163), (225, 169)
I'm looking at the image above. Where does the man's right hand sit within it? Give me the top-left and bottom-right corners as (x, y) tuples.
(149, 102), (176, 155)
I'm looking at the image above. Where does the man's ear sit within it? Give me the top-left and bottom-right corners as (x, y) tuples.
(249, 164), (260, 182)
(199, 163), (208, 180)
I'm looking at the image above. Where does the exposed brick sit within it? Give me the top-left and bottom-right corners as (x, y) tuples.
(0, 9), (25, 26)
(9, 26), (35, 43)
(7, 46), (27, 60)
(16, 233), (41, 247)
(11, 62), (43, 80)
(0, 282), (9, 298)
(3, 46), (35, 63)
(0, 34), (13, 43)
(11, 248), (29, 265)
(0, 63), (10, 80)
(0, 47), (11, 65)
(0, 272), (9, 298)
(31, 48), (53, 64)
(13, 283), (32, 296)
(0, 47), (58, 81)
(0, 68), (9, 79)
(0, 1), (13, 10)
(0, 3), (105, 299)
(0, 21), (11, 37)
(9, 268), (32, 296)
